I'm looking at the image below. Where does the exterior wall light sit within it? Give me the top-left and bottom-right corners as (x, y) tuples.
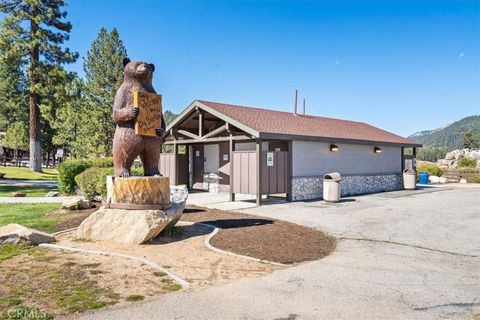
(374, 147), (382, 154)
(330, 144), (339, 152)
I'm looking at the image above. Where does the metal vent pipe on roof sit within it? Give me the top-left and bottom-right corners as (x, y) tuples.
(293, 89), (298, 115)
(303, 98), (306, 115)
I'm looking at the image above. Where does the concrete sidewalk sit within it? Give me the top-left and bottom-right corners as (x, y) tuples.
(0, 196), (79, 204)
(0, 179), (58, 187)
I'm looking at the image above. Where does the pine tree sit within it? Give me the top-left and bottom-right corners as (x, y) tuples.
(463, 130), (479, 150)
(4, 122), (28, 159)
(0, 49), (27, 131)
(0, 0), (78, 172)
(46, 72), (87, 158)
(83, 27), (127, 157)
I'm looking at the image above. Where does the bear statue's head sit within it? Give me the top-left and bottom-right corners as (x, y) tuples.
(122, 57), (155, 82)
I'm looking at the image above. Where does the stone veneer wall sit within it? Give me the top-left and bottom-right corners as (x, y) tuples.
(291, 173), (403, 201)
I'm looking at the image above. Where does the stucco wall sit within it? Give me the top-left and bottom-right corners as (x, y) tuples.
(292, 141), (402, 177)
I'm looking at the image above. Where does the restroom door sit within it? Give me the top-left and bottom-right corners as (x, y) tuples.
(204, 144), (219, 174)
(192, 145), (204, 190)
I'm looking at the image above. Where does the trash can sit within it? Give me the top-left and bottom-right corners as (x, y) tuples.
(403, 168), (416, 190)
(323, 172), (341, 202)
(419, 171), (429, 185)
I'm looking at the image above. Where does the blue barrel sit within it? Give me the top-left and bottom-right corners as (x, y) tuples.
(419, 171), (429, 184)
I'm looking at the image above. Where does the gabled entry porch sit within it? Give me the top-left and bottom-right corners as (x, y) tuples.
(159, 101), (291, 205)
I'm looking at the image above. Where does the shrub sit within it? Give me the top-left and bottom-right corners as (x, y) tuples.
(416, 163), (444, 177)
(89, 157), (114, 168)
(58, 160), (92, 193)
(468, 176), (480, 184)
(459, 167), (480, 174)
(458, 157), (477, 168)
(131, 167), (144, 176)
(96, 167), (114, 199)
(58, 158), (113, 194)
(75, 167), (104, 201)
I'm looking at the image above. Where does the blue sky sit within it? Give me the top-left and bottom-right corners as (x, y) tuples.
(37, 1), (480, 135)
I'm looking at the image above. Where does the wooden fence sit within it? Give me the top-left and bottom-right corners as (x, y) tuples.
(232, 151), (289, 196)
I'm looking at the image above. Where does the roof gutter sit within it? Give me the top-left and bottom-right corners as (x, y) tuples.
(258, 132), (422, 148)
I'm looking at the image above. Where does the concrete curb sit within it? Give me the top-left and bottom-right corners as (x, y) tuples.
(39, 243), (190, 289)
(51, 228), (78, 236)
(181, 221), (288, 267)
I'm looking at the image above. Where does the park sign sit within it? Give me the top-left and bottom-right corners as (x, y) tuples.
(134, 91), (163, 137)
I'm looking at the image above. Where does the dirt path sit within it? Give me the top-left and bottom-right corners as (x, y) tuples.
(57, 223), (280, 288)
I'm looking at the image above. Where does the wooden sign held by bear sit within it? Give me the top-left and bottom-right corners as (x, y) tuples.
(134, 91), (163, 137)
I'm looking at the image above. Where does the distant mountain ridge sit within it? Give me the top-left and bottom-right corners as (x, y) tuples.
(408, 115), (480, 151)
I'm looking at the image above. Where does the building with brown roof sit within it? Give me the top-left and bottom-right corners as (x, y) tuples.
(161, 100), (421, 204)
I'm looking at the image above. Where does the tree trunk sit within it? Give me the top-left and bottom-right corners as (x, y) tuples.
(28, 3), (42, 172)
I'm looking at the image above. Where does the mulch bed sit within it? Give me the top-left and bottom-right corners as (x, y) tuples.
(55, 205), (336, 265)
(181, 206), (336, 264)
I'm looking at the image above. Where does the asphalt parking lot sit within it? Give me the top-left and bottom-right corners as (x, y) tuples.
(78, 186), (480, 320)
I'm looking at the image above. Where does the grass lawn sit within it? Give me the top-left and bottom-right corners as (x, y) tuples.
(0, 185), (59, 197)
(0, 245), (118, 319)
(0, 203), (61, 233)
(0, 166), (58, 181)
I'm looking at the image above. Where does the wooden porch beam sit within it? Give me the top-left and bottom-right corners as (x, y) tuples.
(178, 129), (199, 140)
(170, 128), (178, 140)
(163, 135), (252, 145)
(202, 124), (227, 140)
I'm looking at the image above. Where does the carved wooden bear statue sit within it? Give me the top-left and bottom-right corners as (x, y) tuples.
(112, 58), (165, 177)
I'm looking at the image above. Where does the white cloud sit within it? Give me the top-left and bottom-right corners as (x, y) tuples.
(459, 53), (465, 58)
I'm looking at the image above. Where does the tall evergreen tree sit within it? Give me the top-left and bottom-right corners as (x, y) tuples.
(0, 50), (27, 131)
(45, 72), (86, 158)
(83, 27), (127, 157)
(0, 0), (77, 172)
(463, 130), (479, 150)
(4, 121), (28, 158)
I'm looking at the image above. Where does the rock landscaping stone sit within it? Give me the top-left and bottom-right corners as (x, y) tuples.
(76, 202), (185, 245)
(0, 224), (55, 245)
(438, 148), (480, 169)
(170, 185), (189, 205)
(460, 178), (467, 184)
(11, 192), (26, 197)
(45, 191), (59, 197)
(429, 176), (440, 184)
(62, 198), (94, 210)
(439, 177), (447, 184)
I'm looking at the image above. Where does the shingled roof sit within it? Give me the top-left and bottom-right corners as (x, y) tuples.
(170, 100), (421, 147)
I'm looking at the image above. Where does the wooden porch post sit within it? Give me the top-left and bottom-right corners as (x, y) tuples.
(198, 110), (204, 138)
(412, 147), (417, 171)
(256, 139), (262, 206)
(229, 137), (235, 202)
(173, 142), (179, 186)
(286, 141), (293, 201)
(401, 147), (405, 172)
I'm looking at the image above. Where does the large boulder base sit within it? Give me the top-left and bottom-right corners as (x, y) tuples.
(0, 224), (55, 245)
(76, 202), (185, 245)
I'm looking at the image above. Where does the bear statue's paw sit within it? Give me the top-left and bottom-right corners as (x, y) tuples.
(119, 170), (130, 178)
(132, 107), (139, 118)
(155, 127), (165, 137)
